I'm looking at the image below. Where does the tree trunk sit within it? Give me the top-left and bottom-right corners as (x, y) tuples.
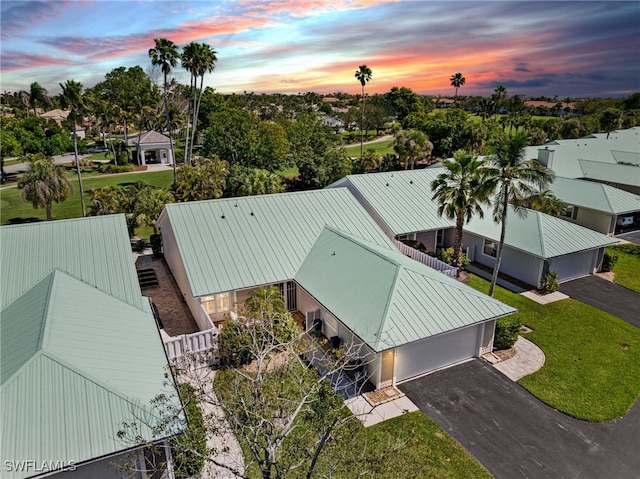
(190, 75), (205, 164)
(488, 190), (509, 297)
(453, 213), (464, 276)
(45, 202), (52, 221)
(360, 85), (365, 160)
(164, 73), (177, 184)
(73, 120), (87, 217)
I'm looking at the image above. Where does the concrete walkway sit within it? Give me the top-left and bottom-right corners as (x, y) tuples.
(491, 336), (546, 381)
(345, 392), (419, 427)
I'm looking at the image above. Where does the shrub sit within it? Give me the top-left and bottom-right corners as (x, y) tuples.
(539, 271), (559, 294)
(436, 247), (469, 268)
(494, 316), (522, 350)
(98, 163), (135, 174)
(601, 252), (619, 272)
(401, 239), (427, 253)
(173, 383), (207, 478)
(150, 234), (163, 258)
(219, 318), (254, 368)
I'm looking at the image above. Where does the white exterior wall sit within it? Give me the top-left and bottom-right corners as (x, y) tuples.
(549, 249), (600, 282)
(460, 232), (545, 287)
(158, 214), (214, 331)
(566, 207), (614, 235)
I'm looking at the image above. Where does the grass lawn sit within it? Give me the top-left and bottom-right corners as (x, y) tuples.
(468, 274), (640, 422)
(607, 243), (640, 293)
(345, 139), (395, 157)
(276, 165), (299, 180)
(1, 170), (174, 237)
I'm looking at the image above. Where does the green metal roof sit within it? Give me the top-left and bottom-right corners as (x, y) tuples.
(1, 269), (184, 479)
(330, 170), (454, 235)
(464, 205), (618, 259)
(158, 189), (395, 297)
(551, 177), (640, 214)
(579, 160), (640, 188)
(0, 216), (184, 478)
(295, 227), (515, 352)
(1, 215), (143, 310)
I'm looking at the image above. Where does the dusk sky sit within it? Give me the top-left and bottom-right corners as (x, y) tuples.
(1, 0), (639, 98)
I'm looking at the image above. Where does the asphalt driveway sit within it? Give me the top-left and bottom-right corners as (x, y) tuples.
(559, 275), (640, 328)
(399, 360), (640, 479)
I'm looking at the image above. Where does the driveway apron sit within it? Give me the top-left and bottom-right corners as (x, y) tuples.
(559, 276), (640, 328)
(399, 360), (640, 479)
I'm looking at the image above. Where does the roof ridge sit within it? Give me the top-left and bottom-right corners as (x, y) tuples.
(536, 210), (547, 258)
(39, 271), (59, 350)
(373, 262), (403, 351)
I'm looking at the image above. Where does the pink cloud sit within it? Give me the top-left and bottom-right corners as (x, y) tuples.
(1, 51), (74, 72)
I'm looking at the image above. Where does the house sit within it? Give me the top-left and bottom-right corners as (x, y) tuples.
(547, 176), (640, 235)
(0, 215), (184, 479)
(528, 127), (640, 195)
(329, 169), (618, 288)
(126, 131), (174, 166)
(157, 189), (515, 389)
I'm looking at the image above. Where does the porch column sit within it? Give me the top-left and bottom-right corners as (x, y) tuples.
(164, 440), (175, 479)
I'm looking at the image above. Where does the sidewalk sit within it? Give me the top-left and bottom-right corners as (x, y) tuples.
(489, 336), (546, 381)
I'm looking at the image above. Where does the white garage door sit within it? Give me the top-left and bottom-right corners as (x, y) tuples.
(550, 250), (596, 282)
(395, 325), (481, 383)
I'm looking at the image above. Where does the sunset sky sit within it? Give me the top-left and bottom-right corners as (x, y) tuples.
(1, 0), (639, 98)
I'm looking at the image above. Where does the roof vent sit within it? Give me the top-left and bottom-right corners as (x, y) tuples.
(250, 211), (255, 216)
(332, 251), (336, 256)
(410, 180), (413, 184)
(234, 201), (238, 207)
(221, 214), (226, 219)
(386, 182), (389, 187)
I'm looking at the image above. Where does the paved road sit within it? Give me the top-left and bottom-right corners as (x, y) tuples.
(399, 360), (640, 479)
(4, 153), (93, 175)
(559, 275), (640, 328)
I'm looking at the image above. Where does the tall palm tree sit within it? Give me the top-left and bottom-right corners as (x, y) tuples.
(492, 85), (507, 117)
(181, 42), (198, 165)
(190, 43), (217, 163)
(354, 65), (372, 160)
(450, 73), (466, 105)
(394, 129), (433, 170)
(59, 79), (87, 216)
(431, 151), (491, 274)
(483, 129), (555, 296)
(29, 82), (50, 116)
(18, 154), (73, 221)
(149, 38), (180, 183)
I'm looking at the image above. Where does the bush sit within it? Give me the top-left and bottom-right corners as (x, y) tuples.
(601, 252), (619, 272)
(173, 383), (207, 478)
(494, 316), (522, 350)
(150, 234), (163, 258)
(219, 318), (254, 368)
(98, 163), (135, 174)
(436, 247), (469, 268)
(401, 239), (427, 253)
(539, 271), (559, 294)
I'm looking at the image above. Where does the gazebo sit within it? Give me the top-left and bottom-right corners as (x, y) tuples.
(127, 131), (174, 166)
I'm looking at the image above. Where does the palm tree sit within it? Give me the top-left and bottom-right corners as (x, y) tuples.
(149, 38), (180, 183)
(18, 154), (73, 221)
(431, 151), (491, 274)
(354, 65), (373, 160)
(182, 42), (218, 164)
(59, 79), (87, 217)
(492, 85), (507, 117)
(523, 189), (566, 216)
(450, 73), (466, 105)
(28, 82), (50, 116)
(483, 129), (555, 296)
(393, 129), (433, 170)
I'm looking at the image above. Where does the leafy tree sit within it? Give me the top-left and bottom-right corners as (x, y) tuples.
(450, 73), (466, 104)
(355, 65), (373, 159)
(135, 188), (174, 235)
(483, 130), (555, 296)
(59, 79), (87, 216)
(599, 108), (623, 138)
(287, 112), (337, 159)
(18, 154), (72, 221)
(296, 148), (352, 190)
(89, 185), (128, 216)
(227, 166), (285, 197)
(173, 156), (228, 202)
(431, 151), (490, 272)
(384, 86), (424, 125)
(149, 38), (181, 183)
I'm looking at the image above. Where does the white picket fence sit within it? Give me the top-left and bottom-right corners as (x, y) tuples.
(164, 328), (220, 366)
(392, 240), (458, 278)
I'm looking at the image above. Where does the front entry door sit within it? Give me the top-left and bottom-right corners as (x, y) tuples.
(380, 349), (395, 387)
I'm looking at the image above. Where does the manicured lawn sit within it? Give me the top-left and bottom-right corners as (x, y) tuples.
(468, 274), (640, 422)
(344, 139), (394, 157)
(607, 243), (640, 293)
(1, 170), (174, 226)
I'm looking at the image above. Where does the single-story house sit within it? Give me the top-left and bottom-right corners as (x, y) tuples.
(547, 176), (640, 235)
(0, 215), (184, 479)
(126, 131), (174, 166)
(528, 127), (640, 195)
(157, 189), (515, 389)
(329, 169), (618, 288)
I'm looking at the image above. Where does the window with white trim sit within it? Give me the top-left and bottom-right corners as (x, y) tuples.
(483, 239), (498, 258)
(201, 292), (231, 315)
(561, 205), (577, 219)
